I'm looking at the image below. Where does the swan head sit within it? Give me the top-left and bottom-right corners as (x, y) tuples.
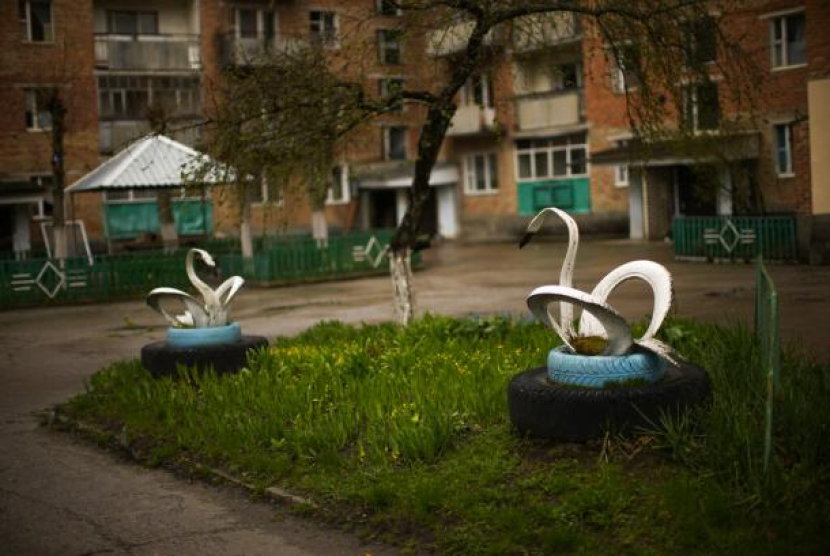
(518, 207), (573, 249)
(192, 248), (216, 268)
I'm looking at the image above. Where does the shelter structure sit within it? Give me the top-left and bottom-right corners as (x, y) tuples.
(68, 135), (227, 249)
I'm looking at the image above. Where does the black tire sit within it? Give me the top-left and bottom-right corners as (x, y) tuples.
(141, 335), (269, 379)
(507, 361), (711, 441)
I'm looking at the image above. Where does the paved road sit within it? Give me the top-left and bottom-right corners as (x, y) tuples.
(1, 240), (828, 555)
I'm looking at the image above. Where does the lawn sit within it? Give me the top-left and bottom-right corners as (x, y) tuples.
(59, 315), (830, 555)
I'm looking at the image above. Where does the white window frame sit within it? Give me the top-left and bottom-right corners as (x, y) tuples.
(683, 82), (720, 132)
(326, 165), (351, 205)
(234, 7), (277, 42)
(773, 123), (794, 177)
(614, 164), (629, 187)
(460, 74), (494, 107)
(104, 188), (171, 203)
(19, 0), (53, 43)
(310, 10), (339, 48)
(24, 89), (52, 131)
(383, 126), (407, 161)
(379, 77), (405, 113)
(609, 44), (639, 94)
(768, 10), (806, 70)
(378, 29), (402, 65)
(515, 134), (588, 181)
(377, 0), (402, 16)
(463, 152), (499, 195)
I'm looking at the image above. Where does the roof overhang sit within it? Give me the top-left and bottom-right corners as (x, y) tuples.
(67, 134), (232, 193)
(354, 161), (459, 189)
(590, 132), (761, 167)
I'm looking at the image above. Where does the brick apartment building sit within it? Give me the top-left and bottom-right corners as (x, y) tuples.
(1, 1), (828, 261)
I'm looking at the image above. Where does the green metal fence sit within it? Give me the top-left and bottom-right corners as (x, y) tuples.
(754, 257), (781, 474)
(0, 230), (404, 309)
(673, 215), (798, 261)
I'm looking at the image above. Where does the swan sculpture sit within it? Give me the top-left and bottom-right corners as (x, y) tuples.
(520, 207), (674, 360)
(147, 248), (244, 328)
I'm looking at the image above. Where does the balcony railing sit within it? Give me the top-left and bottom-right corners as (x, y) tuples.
(218, 34), (306, 66)
(446, 105), (497, 136)
(513, 13), (581, 53)
(427, 21), (499, 57)
(515, 89), (583, 131)
(94, 34), (201, 71)
(99, 120), (201, 155)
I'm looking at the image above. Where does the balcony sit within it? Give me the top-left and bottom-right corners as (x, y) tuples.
(99, 120), (201, 155)
(219, 34), (306, 66)
(426, 21), (499, 57)
(446, 105), (496, 136)
(515, 90), (583, 131)
(513, 13), (581, 53)
(94, 34), (201, 71)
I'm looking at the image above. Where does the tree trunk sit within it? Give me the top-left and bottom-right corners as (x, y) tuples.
(311, 209), (328, 248)
(49, 92), (68, 261)
(157, 190), (179, 253)
(237, 180), (254, 262)
(389, 247), (414, 325)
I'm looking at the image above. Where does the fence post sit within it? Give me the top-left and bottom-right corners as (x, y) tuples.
(755, 256), (780, 475)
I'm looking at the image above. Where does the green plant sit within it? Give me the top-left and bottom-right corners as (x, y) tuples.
(60, 316), (830, 555)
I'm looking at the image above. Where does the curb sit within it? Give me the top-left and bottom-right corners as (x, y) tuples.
(44, 409), (316, 509)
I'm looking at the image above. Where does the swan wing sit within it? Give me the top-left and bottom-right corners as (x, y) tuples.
(579, 260), (673, 345)
(147, 287), (209, 328)
(527, 285), (633, 356)
(214, 276), (245, 308)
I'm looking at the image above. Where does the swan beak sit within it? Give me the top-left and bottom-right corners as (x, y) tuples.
(519, 231), (535, 249)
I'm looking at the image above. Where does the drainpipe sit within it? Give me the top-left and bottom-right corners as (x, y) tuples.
(642, 167), (651, 240)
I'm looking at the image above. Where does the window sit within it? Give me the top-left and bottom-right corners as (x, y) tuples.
(383, 126), (407, 160)
(327, 165), (350, 204)
(610, 44), (640, 93)
(19, 0), (52, 42)
(377, 1), (402, 16)
(379, 78), (405, 113)
(516, 133), (588, 180)
(310, 11), (338, 47)
(234, 8), (276, 42)
(104, 189), (164, 203)
(683, 82), (719, 131)
(460, 74), (494, 107)
(685, 16), (717, 65)
(378, 29), (402, 64)
(464, 153), (499, 194)
(770, 13), (806, 69)
(107, 11), (158, 34)
(97, 75), (200, 120)
(615, 165), (629, 187)
(774, 123), (793, 176)
(25, 90), (52, 131)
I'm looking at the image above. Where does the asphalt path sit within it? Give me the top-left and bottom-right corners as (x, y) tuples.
(1, 240), (828, 555)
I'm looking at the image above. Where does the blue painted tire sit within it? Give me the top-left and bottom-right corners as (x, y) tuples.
(166, 322), (242, 348)
(547, 345), (666, 388)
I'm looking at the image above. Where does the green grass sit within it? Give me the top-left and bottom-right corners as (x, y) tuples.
(61, 315), (830, 555)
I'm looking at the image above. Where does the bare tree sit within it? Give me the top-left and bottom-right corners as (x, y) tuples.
(195, 0), (759, 323)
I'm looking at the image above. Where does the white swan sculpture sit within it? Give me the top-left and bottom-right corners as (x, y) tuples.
(520, 207), (675, 359)
(147, 248), (244, 328)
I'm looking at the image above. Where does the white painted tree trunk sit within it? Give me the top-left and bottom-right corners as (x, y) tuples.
(311, 209), (328, 248)
(157, 190), (179, 253)
(389, 248), (414, 325)
(240, 220), (254, 260)
(52, 224), (68, 261)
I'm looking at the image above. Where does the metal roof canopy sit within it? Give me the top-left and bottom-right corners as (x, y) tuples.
(590, 132), (761, 167)
(354, 161), (459, 190)
(67, 134), (230, 193)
